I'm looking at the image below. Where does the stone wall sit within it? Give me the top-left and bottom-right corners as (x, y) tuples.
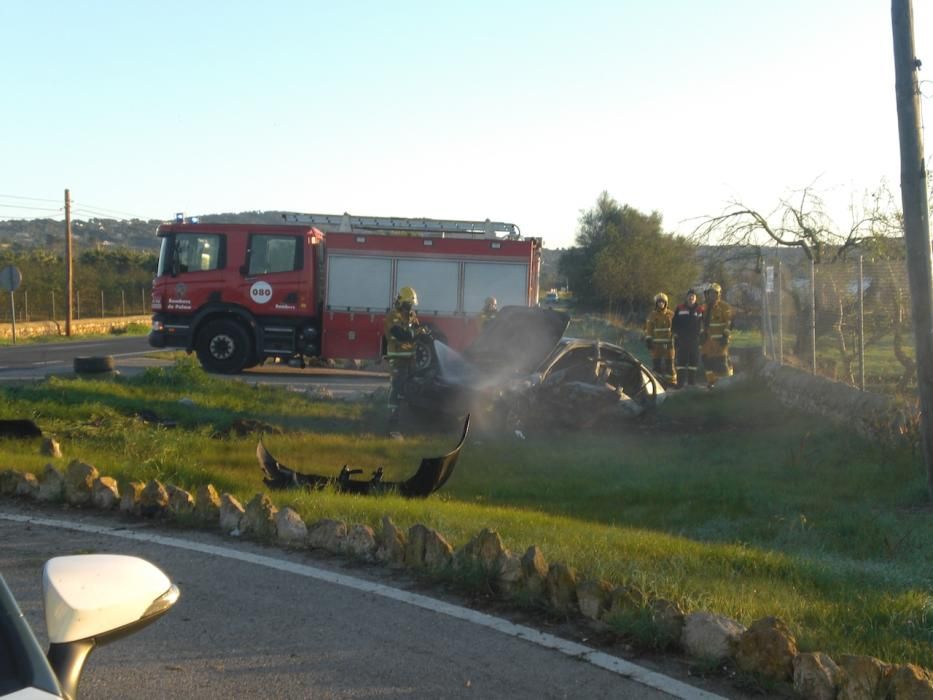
(754, 359), (910, 439)
(0, 315), (150, 341)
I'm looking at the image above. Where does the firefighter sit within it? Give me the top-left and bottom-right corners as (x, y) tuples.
(644, 292), (676, 386)
(672, 288), (704, 387)
(384, 286), (421, 419)
(478, 296), (498, 331)
(700, 282), (734, 387)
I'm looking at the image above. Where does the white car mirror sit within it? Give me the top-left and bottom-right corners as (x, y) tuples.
(43, 554), (179, 645)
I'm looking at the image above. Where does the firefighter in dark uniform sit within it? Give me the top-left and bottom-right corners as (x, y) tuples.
(478, 296), (498, 331)
(644, 292), (676, 387)
(672, 288), (704, 387)
(384, 286), (421, 419)
(700, 282), (734, 387)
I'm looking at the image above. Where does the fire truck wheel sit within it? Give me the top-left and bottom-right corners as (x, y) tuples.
(196, 320), (252, 374)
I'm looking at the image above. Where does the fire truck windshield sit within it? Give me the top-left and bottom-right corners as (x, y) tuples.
(157, 233), (224, 277)
(157, 235), (172, 277)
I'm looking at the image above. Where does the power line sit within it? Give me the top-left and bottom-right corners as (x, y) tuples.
(73, 200), (148, 220)
(0, 193), (60, 204)
(0, 203), (63, 213)
(0, 194), (151, 221)
(72, 207), (155, 222)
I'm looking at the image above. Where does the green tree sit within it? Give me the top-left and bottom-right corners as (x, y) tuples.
(559, 192), (698, 315)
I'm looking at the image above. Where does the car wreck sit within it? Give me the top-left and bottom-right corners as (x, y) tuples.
(403, 307), (665, 431)
(257, 414), (470, 497)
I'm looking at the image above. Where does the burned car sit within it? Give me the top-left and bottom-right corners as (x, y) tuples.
(403, 307), (665, 431)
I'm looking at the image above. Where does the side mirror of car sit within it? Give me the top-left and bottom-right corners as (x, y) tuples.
(44, 555), (180, 699)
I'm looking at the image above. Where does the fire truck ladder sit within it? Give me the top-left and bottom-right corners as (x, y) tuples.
(281, 212), (521, 239)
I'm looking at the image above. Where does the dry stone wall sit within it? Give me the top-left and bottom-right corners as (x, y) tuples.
(755, 360), (911, 438)
(0, 315), (150, 340)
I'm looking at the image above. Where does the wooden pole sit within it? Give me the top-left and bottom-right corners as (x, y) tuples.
(65, 189), (73, 337)
(892, 0), (933, 500)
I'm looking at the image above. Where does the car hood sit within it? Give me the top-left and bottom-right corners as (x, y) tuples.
(463, 306), (570, 375)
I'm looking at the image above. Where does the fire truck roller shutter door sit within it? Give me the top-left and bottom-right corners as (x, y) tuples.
(395, 259), (459, 314)
(326, 256), (393, 310)
(463, 262), (529, 310)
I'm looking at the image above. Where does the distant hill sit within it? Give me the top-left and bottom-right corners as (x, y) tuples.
(0, 211), (301, 253)
(0, 214), (570, 293)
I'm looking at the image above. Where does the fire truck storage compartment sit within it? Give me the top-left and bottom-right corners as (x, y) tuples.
(463, 262), (531, 311)
(326, 256), (393, 311)
(396, 259), (460, 314)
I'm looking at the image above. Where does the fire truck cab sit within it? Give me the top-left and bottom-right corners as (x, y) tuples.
(149, 213), (542, 373)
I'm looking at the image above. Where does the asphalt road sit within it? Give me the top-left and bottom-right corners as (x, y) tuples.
(0, 503), (729, 700)
(0, 335), (154, 369)
(0, 336), (387, 399)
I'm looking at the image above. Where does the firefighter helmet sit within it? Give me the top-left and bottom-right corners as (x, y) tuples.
(484, 296), (498, 311)
(707, 282), (722, 295)
(397, 286), (418, 306)
(654, 292), (669, 306)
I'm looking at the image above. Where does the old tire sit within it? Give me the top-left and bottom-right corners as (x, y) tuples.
(196, 320), (251, 374)
(74, 355), (116, 374)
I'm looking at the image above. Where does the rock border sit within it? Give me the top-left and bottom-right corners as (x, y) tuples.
(0, 463), (930, 700)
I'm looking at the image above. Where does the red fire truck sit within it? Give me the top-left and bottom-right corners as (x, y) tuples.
(149, 213), (542, 373)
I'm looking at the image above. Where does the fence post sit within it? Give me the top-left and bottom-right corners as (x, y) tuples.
(761, 265), (768, 358)
(23, 291), (28, 322)
(100, 290), (105, 318)
(858, 256), (865, 391)
(810, 259), (817, 375)
(777, 261), (784, 365)
(8, 291), (16, 344)
(141, 287), (146, 314)
(76, 290), (80, 321)
(51, 291), (55, 323)
(121, 289), (126, 317)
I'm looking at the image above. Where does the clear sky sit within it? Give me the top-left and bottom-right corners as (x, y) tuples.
(0, 1), (929, 249)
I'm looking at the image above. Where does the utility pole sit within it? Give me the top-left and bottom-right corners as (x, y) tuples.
(65, 189), (74, 337)
(892, 0), (933, 501)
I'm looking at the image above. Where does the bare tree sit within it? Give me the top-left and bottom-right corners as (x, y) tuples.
(693, 185), (905, 370)
(691, 184), (891, 264)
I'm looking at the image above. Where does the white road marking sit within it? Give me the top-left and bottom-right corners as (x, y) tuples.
(0, 511), (724, 700)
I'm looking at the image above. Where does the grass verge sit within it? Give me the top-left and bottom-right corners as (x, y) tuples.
(0, 357), (930, 668)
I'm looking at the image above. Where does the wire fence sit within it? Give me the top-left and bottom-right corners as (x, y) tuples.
(0, 288), (151, 324)
(730, 257), (916, 396)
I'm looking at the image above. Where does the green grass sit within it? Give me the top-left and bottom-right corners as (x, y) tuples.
(0, 357), (930, 669)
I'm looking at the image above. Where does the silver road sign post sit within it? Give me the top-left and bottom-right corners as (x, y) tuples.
(0, 265), (23, 344)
